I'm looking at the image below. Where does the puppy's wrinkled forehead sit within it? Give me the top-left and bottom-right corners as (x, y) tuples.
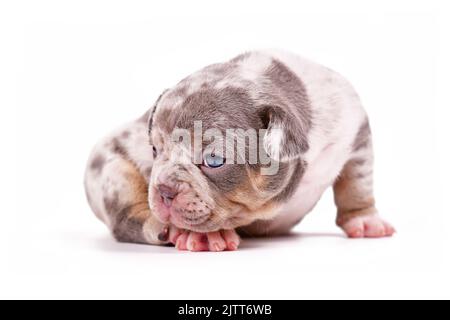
(154, 86), (262, 135)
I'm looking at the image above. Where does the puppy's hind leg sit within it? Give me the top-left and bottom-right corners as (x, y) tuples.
(85, 148), (169, 245)
(333, 120), (395, 238)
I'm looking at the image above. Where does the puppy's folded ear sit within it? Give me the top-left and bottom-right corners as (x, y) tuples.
(258, 105), (309, 161)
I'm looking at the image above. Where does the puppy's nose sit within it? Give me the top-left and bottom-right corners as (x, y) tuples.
(158, 184), (178, 206)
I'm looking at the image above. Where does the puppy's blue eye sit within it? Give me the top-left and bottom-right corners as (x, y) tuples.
(203, 153), (225, 168)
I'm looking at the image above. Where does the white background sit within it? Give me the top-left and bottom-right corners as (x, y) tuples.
(2, 0), (450, 299)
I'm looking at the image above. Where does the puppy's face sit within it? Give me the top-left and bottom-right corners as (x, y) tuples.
(148, 86), (305, 233)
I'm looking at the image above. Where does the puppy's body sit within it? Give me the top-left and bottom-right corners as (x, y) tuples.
(237, 50), (369, 236)
(85, 50), (394, 250)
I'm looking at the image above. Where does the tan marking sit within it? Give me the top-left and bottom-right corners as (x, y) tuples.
(121, 160), (151, 221)
(333, 160), (377, 227)
(217, 170), (279, 229)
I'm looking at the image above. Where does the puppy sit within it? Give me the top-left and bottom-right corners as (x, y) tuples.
(84, 50), (395, 251)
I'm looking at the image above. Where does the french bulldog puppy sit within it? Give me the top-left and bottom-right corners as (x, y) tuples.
(84, 50), (395, 252)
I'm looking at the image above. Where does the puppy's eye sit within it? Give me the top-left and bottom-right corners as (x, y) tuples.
(152, 146), (158, 158)
(203, 153), (225, 168)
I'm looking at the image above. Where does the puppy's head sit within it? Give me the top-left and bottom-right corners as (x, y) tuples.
(148, 85), (306, 233)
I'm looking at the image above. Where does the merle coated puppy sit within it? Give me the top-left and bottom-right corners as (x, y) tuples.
(85, 50), (394, 251)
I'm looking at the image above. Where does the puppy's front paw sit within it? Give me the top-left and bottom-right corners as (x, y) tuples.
(339, 213), (396, 238)
(142, 217), (171, 245)
(171, 229), (240, 252)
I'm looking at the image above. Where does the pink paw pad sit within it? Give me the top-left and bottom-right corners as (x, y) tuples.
(341, 214), (396, 238)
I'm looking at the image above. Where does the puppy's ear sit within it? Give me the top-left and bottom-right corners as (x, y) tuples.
(148, 89), (169, 135)
(258, 105), (309, 161)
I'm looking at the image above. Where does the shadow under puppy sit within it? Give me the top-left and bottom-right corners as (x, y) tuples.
(84, 50), (395, 252)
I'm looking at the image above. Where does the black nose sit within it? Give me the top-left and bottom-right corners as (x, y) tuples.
(158, 184), (178, 200)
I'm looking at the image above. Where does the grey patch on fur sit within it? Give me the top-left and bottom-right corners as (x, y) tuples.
(112, 204), (147, 244)
(90, 154), (105, 175)
(112, 138), (128, 158)
(103, 193), (148, 244)
(160, 86), (260, 134)
(205, 164), (248, 193)
(103, 192), (120, 215)
(271, 159), (307, 202)
(352, 119), (371, 152)
(261, 59), (312, 155)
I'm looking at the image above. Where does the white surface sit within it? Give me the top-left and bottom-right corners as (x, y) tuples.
(3, 0), (450, 299)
